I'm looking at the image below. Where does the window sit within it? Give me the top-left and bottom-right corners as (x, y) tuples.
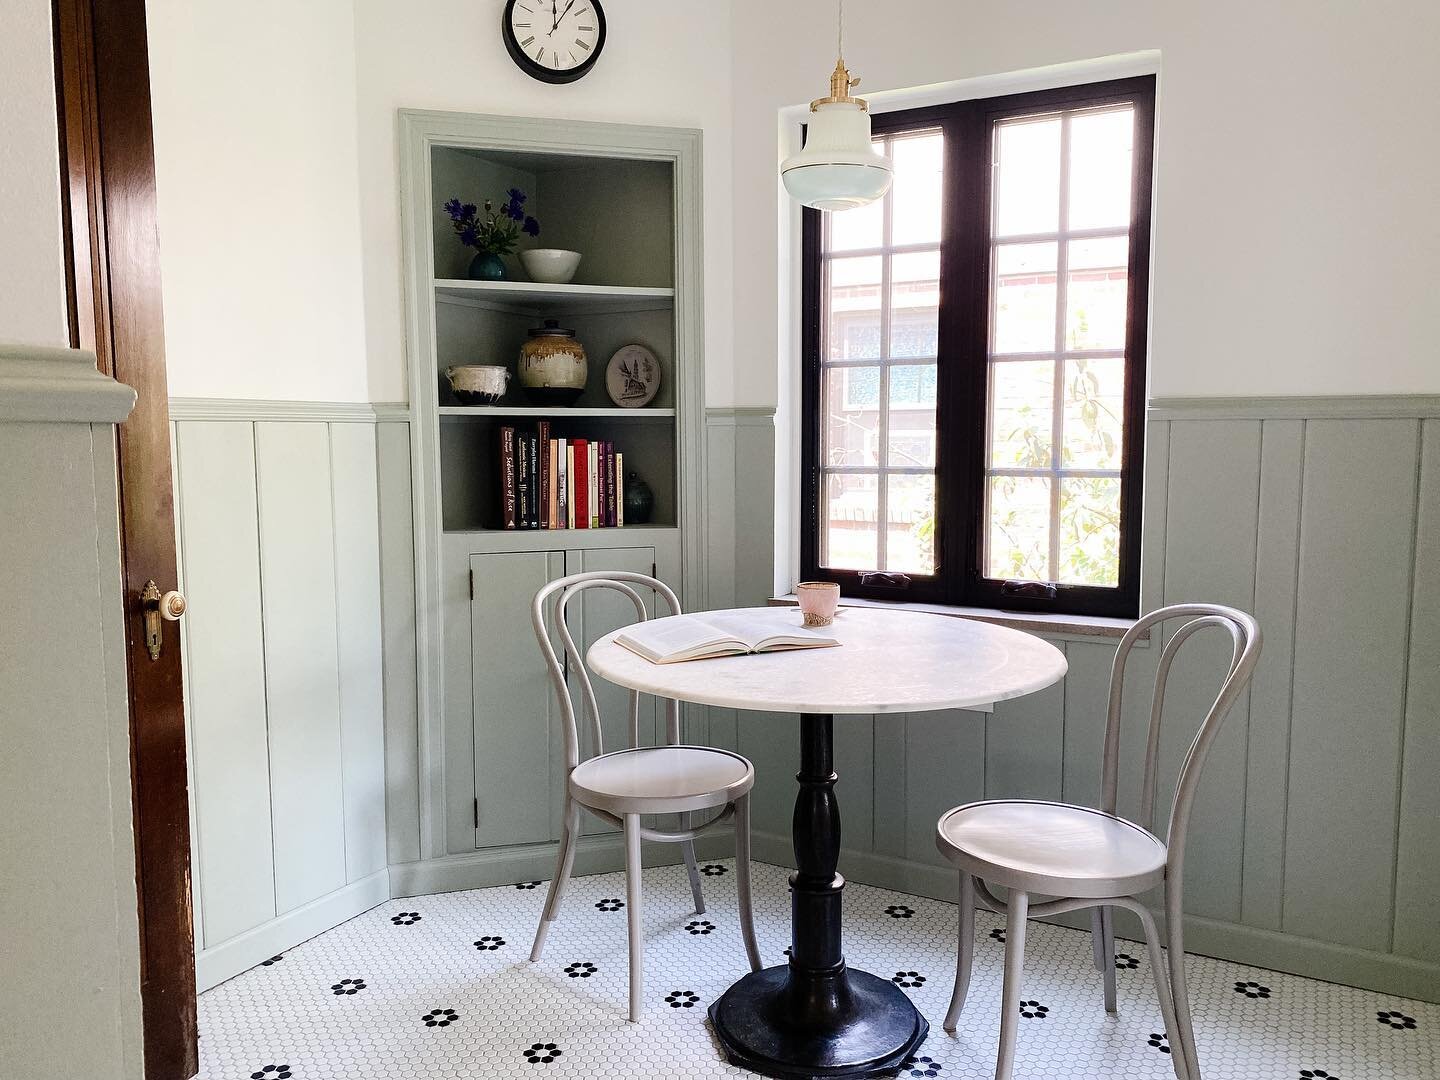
(801, 77), (1154, 617)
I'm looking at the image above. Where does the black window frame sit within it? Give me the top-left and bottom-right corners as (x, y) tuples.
(800, 75), (1155, 618)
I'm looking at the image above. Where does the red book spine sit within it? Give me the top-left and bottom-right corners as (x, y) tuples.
(538, 421), (551, 529)
(573, 438), (589, 529)
(500, 425), (516, 529)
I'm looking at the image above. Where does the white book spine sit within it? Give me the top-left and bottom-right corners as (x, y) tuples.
(616, 452), (624, 527)
(566, 444), (575, 529)
(556, 439), (567, 529)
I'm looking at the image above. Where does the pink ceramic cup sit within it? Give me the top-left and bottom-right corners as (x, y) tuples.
(796, 581), (840, 627)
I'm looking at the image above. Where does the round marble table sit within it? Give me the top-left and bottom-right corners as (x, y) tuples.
(589, 606), (1068, 1079)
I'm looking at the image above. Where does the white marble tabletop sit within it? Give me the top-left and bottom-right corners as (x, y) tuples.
(587, 606), (1068, 715)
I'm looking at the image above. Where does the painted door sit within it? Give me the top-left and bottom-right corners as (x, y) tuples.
(470, 549), (566, 848)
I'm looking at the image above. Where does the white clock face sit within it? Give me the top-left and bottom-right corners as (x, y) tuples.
(509, 0), (601, 73)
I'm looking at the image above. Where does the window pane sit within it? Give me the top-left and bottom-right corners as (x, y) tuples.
(888, 365), (937, 467)
(1068, 108), (1134, 230)
(1066, 238), (1128, 350)
(994, 117), (1060, 236)
(1062, 357), (1125, 469)
(989, 360), (1054, 468)
(823, 472), (878, 570)
(826, 256), (882, 360)
(1059, 477), (1121, 586)
(992, 242), (1057, 353)
(828, 179), (884, 251)
(890, 250), (940, 359)
(891, 132), (944, 246)
(824, 366), (879, 467)
(986, 475), (1050, 580)
(887, 474), (937, 574)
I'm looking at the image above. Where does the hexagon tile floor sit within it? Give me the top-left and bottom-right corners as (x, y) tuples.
(198, 860), (1436, 1080)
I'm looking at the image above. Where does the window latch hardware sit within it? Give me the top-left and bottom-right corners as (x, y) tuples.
(859, 571), (911, 590)
(1000, 579), (1058, 600)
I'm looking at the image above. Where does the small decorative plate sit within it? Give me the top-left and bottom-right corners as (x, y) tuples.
(605, 344), (661, 408)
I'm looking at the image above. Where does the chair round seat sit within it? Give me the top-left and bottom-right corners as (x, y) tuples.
(569, 745), (754, 815)
(937, 800), (1167, 899)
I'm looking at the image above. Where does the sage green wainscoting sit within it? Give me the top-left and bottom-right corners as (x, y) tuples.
(731, 397), (1440, 1003)
(168, 398), (402, 990)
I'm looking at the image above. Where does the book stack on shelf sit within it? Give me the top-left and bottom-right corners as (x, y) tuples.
(500, 421), (629, 530)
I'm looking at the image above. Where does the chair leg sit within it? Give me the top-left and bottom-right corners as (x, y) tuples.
(1135, 902), (1190, 1080)
(681, 812), (706, 915)
(624, 813), (645, 1022)
(943, 872), (976, 1033)
(733, 794), (762, 971)
(530, 798), (582, 961)
(994, 890), (1029, 1080)
(1164, 890), (1201, 1080)
(1093, 905), (1117, 1014)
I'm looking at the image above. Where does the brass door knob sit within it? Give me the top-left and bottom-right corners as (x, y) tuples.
(161, 590), (186, 620)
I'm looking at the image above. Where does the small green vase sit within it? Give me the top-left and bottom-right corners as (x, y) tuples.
(468, 251), (506, 281)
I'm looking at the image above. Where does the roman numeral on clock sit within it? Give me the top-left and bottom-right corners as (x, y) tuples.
(575, 38), (590, 50)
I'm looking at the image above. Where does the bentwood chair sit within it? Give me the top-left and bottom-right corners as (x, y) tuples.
(936, 603), (1261, 1080)
(528, 571), (763, 1021)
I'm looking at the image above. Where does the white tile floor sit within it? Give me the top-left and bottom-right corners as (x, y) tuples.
(199, 861), (1436, 1080)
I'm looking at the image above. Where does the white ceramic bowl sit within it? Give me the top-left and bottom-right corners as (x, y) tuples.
(520, 248), (582, 284)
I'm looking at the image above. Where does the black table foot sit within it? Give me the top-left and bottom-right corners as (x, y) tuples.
(709, 964), (929, 1079)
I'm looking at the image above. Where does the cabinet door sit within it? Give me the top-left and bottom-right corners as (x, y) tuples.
(568, 546), (661, 835)
(470, 550), (565, 848)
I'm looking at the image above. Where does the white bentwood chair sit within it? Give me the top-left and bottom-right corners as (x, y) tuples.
(935, 603), (1261, 1080)
(528, 571), (762, 1021)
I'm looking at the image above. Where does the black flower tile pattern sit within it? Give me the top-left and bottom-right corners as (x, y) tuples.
(259, 955), (282, 967)
(891, 970), (926, 988)
(474, 936), (505, 951)
(684, 920), (716, 936)
(901, 1054), (942, 1077)
(884, 904), (915, 919)
(1300, 1071), (1338, 1079)
(1378, 1010), (1417, 1030)
(249, 1067), (291, 1080)
(564, 962), (597, 979)
(700, 864), (728, 877)
(515, 881), (541, 890)
(594, 898), (624, 912)
(1019, 999), (1050, 1019)
(523, 1042), (563, 1064)
(1114, 951), (1140, 969)
(390, 911), (421, 926)
(988, 927), (1006, 943)
(422, 1008), (458, 1028)
(195, 859), (1438, 1080)
(1235, 980), (1271, 999)
(330, 978), (366, 995)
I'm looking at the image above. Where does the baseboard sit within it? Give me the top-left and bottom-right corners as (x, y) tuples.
(750, 831), (1440, 1004)
(195, 869), (390, 991)
(388, 829), (737, 898)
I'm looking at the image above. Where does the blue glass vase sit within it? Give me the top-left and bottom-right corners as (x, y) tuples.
(467, 251), (506, 281)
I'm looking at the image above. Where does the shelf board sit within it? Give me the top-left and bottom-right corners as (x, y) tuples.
(439, 405), (675, 420)
(434, 278), (675, 314)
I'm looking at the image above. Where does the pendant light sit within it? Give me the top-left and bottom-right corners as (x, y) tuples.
(781, 0), (893, 211)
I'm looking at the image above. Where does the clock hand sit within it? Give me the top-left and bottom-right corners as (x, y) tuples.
(554, 0), (577, 30)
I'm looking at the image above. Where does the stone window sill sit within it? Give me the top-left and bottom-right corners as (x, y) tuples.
(768, 595), (1146, 645)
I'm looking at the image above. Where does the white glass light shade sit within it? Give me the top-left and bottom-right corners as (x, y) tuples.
(782, 101), (894, 211)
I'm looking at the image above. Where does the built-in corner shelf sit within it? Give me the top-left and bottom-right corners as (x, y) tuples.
(439, 404), (675, 420)
(434, 278), (675, 315)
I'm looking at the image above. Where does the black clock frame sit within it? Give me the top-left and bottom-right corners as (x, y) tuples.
(502, 0), (607, 85)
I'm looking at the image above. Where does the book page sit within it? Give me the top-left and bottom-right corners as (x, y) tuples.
(696, 610), (839, 652)
(615, 615), (742, 663)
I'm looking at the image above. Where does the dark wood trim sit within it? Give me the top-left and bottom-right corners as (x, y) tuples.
(53, 2), (199, 1077)
(800, 76), (1156, 619)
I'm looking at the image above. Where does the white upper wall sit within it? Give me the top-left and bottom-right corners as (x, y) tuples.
(731, 0), (1440, 404)
(351, 0), (735, 404)
(0, 0), (68, 347)
(148, 0), (371, 401)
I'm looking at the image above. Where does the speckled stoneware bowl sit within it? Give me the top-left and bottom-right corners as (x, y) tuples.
(445, 364), (510, 405)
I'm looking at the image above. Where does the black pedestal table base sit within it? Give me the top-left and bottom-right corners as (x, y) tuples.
(709, 713), (929, 1078)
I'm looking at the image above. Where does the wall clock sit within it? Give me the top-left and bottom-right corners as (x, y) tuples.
(502, 0), (607, 84)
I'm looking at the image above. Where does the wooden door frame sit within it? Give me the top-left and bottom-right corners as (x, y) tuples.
(52, 1), (199, 1077)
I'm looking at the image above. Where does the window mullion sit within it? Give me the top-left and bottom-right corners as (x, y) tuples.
(876, 137), (894, 572)
(1048, 111), (1072, 584)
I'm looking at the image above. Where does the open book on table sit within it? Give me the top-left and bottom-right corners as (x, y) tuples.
(615, 611), (840, 664)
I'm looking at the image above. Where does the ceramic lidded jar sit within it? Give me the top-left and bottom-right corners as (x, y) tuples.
(517, 319), (587, 405)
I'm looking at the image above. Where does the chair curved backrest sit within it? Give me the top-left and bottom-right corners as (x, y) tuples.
(1099, 603), (1262, 873)
(531, 571), (682, 771)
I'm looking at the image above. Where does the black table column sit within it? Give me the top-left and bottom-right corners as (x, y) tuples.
(709, 713), (929, 1078)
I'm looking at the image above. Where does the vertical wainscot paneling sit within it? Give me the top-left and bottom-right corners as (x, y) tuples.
(174, 422), (276, 947)
(985, 655), (1066, 803)
(1394, 419), (1440, 962)
(330, 423), (388, 881)
(1284, 420), (1419, 951)
(904, 710), (986, 868)
(254, 422), (349, 914)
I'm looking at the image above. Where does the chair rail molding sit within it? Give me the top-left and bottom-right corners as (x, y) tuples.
(167, 397), (410, 423)
(0, 342), (136, 422)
